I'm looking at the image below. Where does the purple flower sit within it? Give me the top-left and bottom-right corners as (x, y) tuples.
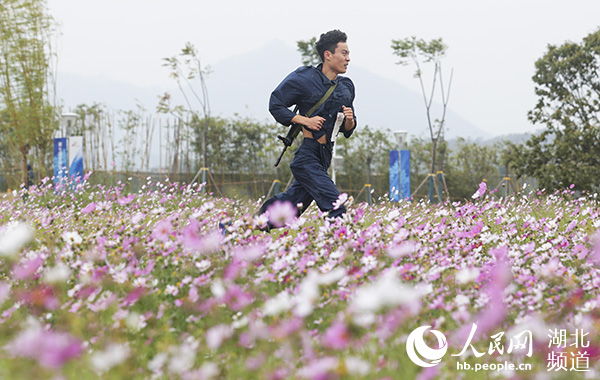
(322, 321), (350, 350)
(13, 256), (43, 280)
(471, 181), (487, 199)
(297, 357), (338, 380)
(5, 324), (82, 368)
(179, 219), (202, 248)
(81, 202), (96, 214)
(117, 194), (136, 206)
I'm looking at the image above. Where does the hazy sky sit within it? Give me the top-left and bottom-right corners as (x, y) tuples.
(47, 0), (600, 136)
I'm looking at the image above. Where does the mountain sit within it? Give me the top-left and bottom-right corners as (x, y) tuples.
(57, 73), (164, 113)
(57, 40), (490, 139)
(205, 40), (490, 139)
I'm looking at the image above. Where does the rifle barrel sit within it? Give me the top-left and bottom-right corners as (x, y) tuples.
(274, 146), (288, 167)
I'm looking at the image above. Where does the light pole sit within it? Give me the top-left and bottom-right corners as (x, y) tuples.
(394, 130), (407, 151)
(60, 113), (78, 139)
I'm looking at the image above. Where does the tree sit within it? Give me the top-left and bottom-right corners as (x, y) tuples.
(0, 0), (58, 186)
(160, 42), (211, 182)
(297, 37), (320, 66)
(445, 138), (502, 200)
(510, 28), (600, 191)
(391, 37), (453, 200)
(337, 125), (394, 197)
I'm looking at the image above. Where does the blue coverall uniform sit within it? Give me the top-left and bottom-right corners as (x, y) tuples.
(258, 63), (357, 227)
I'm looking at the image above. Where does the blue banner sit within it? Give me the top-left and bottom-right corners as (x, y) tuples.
(69, 136), (84, 182)
(389, 150), (400, 202)
(53, 138), (68, 185)
(400, 150), (411, 200)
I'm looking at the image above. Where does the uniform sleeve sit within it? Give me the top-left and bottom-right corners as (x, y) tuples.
(268, 68), (305, 126)
(342, 79), (357, 138)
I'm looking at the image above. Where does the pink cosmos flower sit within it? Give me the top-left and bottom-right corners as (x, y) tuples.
(179, 219), (202, 248)
(266, 200), (296, 228)
(205, 324), (234, 350)
(224, 284), (254, 311)
(416, 367), (440, 380)
(471, 181), (487, 199)
(188, 285), (200, 303)
(81, 202), (96, 214)
(589, 230), (600, 266)
(232, 244), (266, 262)
(17, 285), (59, 310)
(332, 193), (348, 210)
(322, 321), (350, 350)
(152, 219), (172, 242)
(180, 220), (222, 255)
(297, 357), (338, 380)
(13, 256), (43, 280)
(5, 324), (82, 368)
(117, 194), (136, 206)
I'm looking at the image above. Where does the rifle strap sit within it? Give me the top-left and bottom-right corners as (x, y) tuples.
(305, 82), (338, 117)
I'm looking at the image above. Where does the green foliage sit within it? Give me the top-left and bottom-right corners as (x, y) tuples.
(445, 138), (503, 200)
(511, 28), (600, 192)
(391, 36), (448, 67)
(0, 0), (59, 186)
(406, 137), (503, 200)
(296, 37), (320, 66)
(336, 125), (394, 194)
(390, 36), (452, 182)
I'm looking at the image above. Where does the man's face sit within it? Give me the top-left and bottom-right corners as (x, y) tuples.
(326, 42), (350, 74)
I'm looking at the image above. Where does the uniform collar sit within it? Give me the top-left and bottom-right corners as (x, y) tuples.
(315, 63), (339, 86)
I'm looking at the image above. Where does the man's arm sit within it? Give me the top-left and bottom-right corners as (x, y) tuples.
(341, 79), (357, 138)
(342, 106), (355, 131)
(269, 67), (311, 126)
(291, 114), (326, 131)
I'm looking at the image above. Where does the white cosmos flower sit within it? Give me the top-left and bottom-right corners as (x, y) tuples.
(0, 222), (35, 257)
(42, 263), (71, 284)
(205, 324), (233, 350)
(90, 343), (130, 373)
(456, 267), (480, 284)
(164, 284), (179, 296)
(351, 269), (421, 314)
(62, 231), (82, 245)
(263, 291), (293, 316)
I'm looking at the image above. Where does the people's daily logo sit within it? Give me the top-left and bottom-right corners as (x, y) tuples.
(406, 326), (448, 367)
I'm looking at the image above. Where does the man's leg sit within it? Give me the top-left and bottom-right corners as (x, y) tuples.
(290, 143), (346, 219)
(256, 180), (314, 230)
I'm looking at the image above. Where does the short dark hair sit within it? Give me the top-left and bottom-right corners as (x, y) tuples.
(315, 30), (347, 62)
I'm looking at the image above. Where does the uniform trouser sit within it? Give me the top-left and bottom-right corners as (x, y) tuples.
(258, 138), (346, 228)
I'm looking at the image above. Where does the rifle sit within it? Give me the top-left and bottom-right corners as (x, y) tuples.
(273, 82), (338, 167)
(274, 107), (300, 167)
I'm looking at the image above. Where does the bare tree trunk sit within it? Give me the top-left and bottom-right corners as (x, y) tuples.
(20, 147), (28, 186)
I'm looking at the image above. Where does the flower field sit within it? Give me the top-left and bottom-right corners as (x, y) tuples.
(1, 176), (600, 379)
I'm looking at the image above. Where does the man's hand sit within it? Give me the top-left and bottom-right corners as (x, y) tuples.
(342, 106), (355, 130)
(292, 115), (325, 131)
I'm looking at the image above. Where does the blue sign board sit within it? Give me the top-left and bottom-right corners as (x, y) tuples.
(53, 138), (68, 185)
(69, 136), (84, 182)
(389, 150), (400, 202)
(400, 150), (411, 200)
